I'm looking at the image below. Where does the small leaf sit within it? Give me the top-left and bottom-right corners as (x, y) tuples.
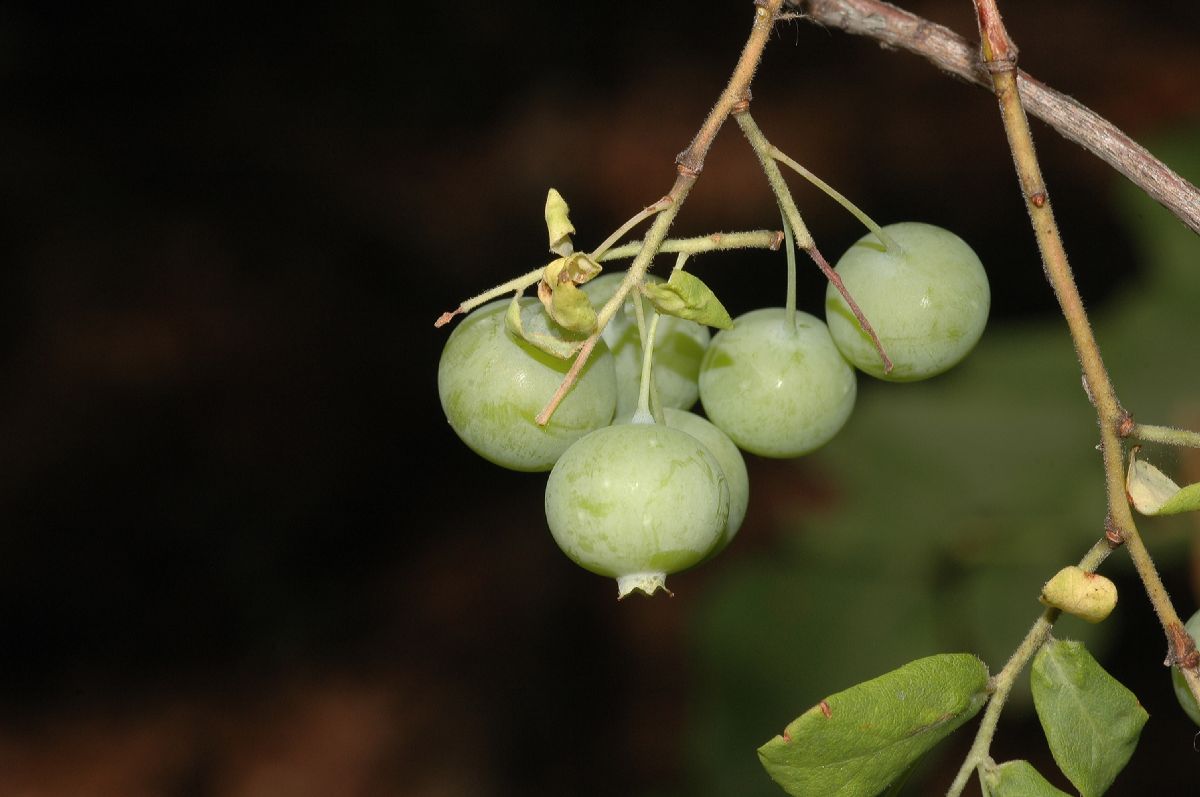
(505, 294), (582, 359)
(1126, 452), (1200, 516)
(1031, 638), (1148, 797)
(1039, 566), (1117, 624)
(981, 759), (1072, 797)
(545, 188), (575, 256)
(758, 653), (989, 797)
(644, 270), (733, 329)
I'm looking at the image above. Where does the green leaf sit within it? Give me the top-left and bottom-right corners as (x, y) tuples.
(644, 270), (733, 329)
(757, 653), (989, 797)
(1126, 454), (1200, 516)
(1031, 638), (1148, 797)
(981, 759), (1071, 797)
(544, 188), (575, 256)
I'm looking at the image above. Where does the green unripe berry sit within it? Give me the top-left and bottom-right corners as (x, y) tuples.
(438, 298), (617, 472)
(544, 422), (729, 598)
(698, 308), (857, 458)
(825, 221), (990, 381)
(615, 407), (749, 558)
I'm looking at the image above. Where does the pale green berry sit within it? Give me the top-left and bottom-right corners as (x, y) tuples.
(544, 422), (729, 598)
(615, 407), (749, 557)
(698, 308), (857, 458)
(438, 298), (617, 472)
(582, 272), (710, 415)
(825, 221), (990, 381)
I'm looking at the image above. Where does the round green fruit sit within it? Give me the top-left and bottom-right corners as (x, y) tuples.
(615, 407), (749, 558)
(438, 298), (617, 472)
(544, 421), (729, 598)
(825, 221), (990, 381)
(1172, 607), (1200, 726)
(698, 307), (857, 458)
(582, 272), (710, 416)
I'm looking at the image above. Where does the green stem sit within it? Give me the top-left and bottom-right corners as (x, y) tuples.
(1131, 423), (1200, 449)
(945, 539), (1115, 797)
(597, 230), (784, 262)
(631, 292), (661, 425)
(590, 198), (672, 261)
(771, 146), (901, 253)
(734, 109), (893, 371)
(434, 267), (543, 327)
(781, 211), (798, 328)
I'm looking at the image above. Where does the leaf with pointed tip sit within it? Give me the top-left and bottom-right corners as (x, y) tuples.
(1126, 455), (1200, 516)
(644, 270), (733, 330)
(981, 759), (1071, 796)
(1031, 639), (1148, 797)
(758, 653), (989, 797)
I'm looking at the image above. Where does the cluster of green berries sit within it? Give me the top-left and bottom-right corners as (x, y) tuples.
(437, 222), (990, 598)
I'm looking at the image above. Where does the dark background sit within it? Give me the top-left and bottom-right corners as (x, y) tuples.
(2, 1), (1199, 794)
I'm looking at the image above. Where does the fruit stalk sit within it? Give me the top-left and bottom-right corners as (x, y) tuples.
(734, 109), (894, 373)
(972, 0), (1200, 726)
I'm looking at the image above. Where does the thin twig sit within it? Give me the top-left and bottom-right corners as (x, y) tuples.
(788, 0), (1200, 237)
(535, 0), (788, 425)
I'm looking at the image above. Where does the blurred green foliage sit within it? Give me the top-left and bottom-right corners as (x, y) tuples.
(680, 122), (1200, 797)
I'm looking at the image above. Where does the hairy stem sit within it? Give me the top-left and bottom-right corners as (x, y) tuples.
(597, 229), (784, 261)
(434, 267), (544, 327)
(735, 109), (893, 371)
(1130, 422), (1200, 449)
(972, 0), (1200, 739)
(535, 0), (787, 425)
(770, 146), (901, 253)
(788, 0), (1200, 237)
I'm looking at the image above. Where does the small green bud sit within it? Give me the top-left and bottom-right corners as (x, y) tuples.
(1039, 566), (1117, 624)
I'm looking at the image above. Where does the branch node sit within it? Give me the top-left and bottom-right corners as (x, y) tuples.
(982, 52), (1017, 74)
(1167, 621), (1200, 669)
(1117, 411), (1135, 438)
(1104, 519), (1125, 548)
(1029, 190), (1046, 208)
